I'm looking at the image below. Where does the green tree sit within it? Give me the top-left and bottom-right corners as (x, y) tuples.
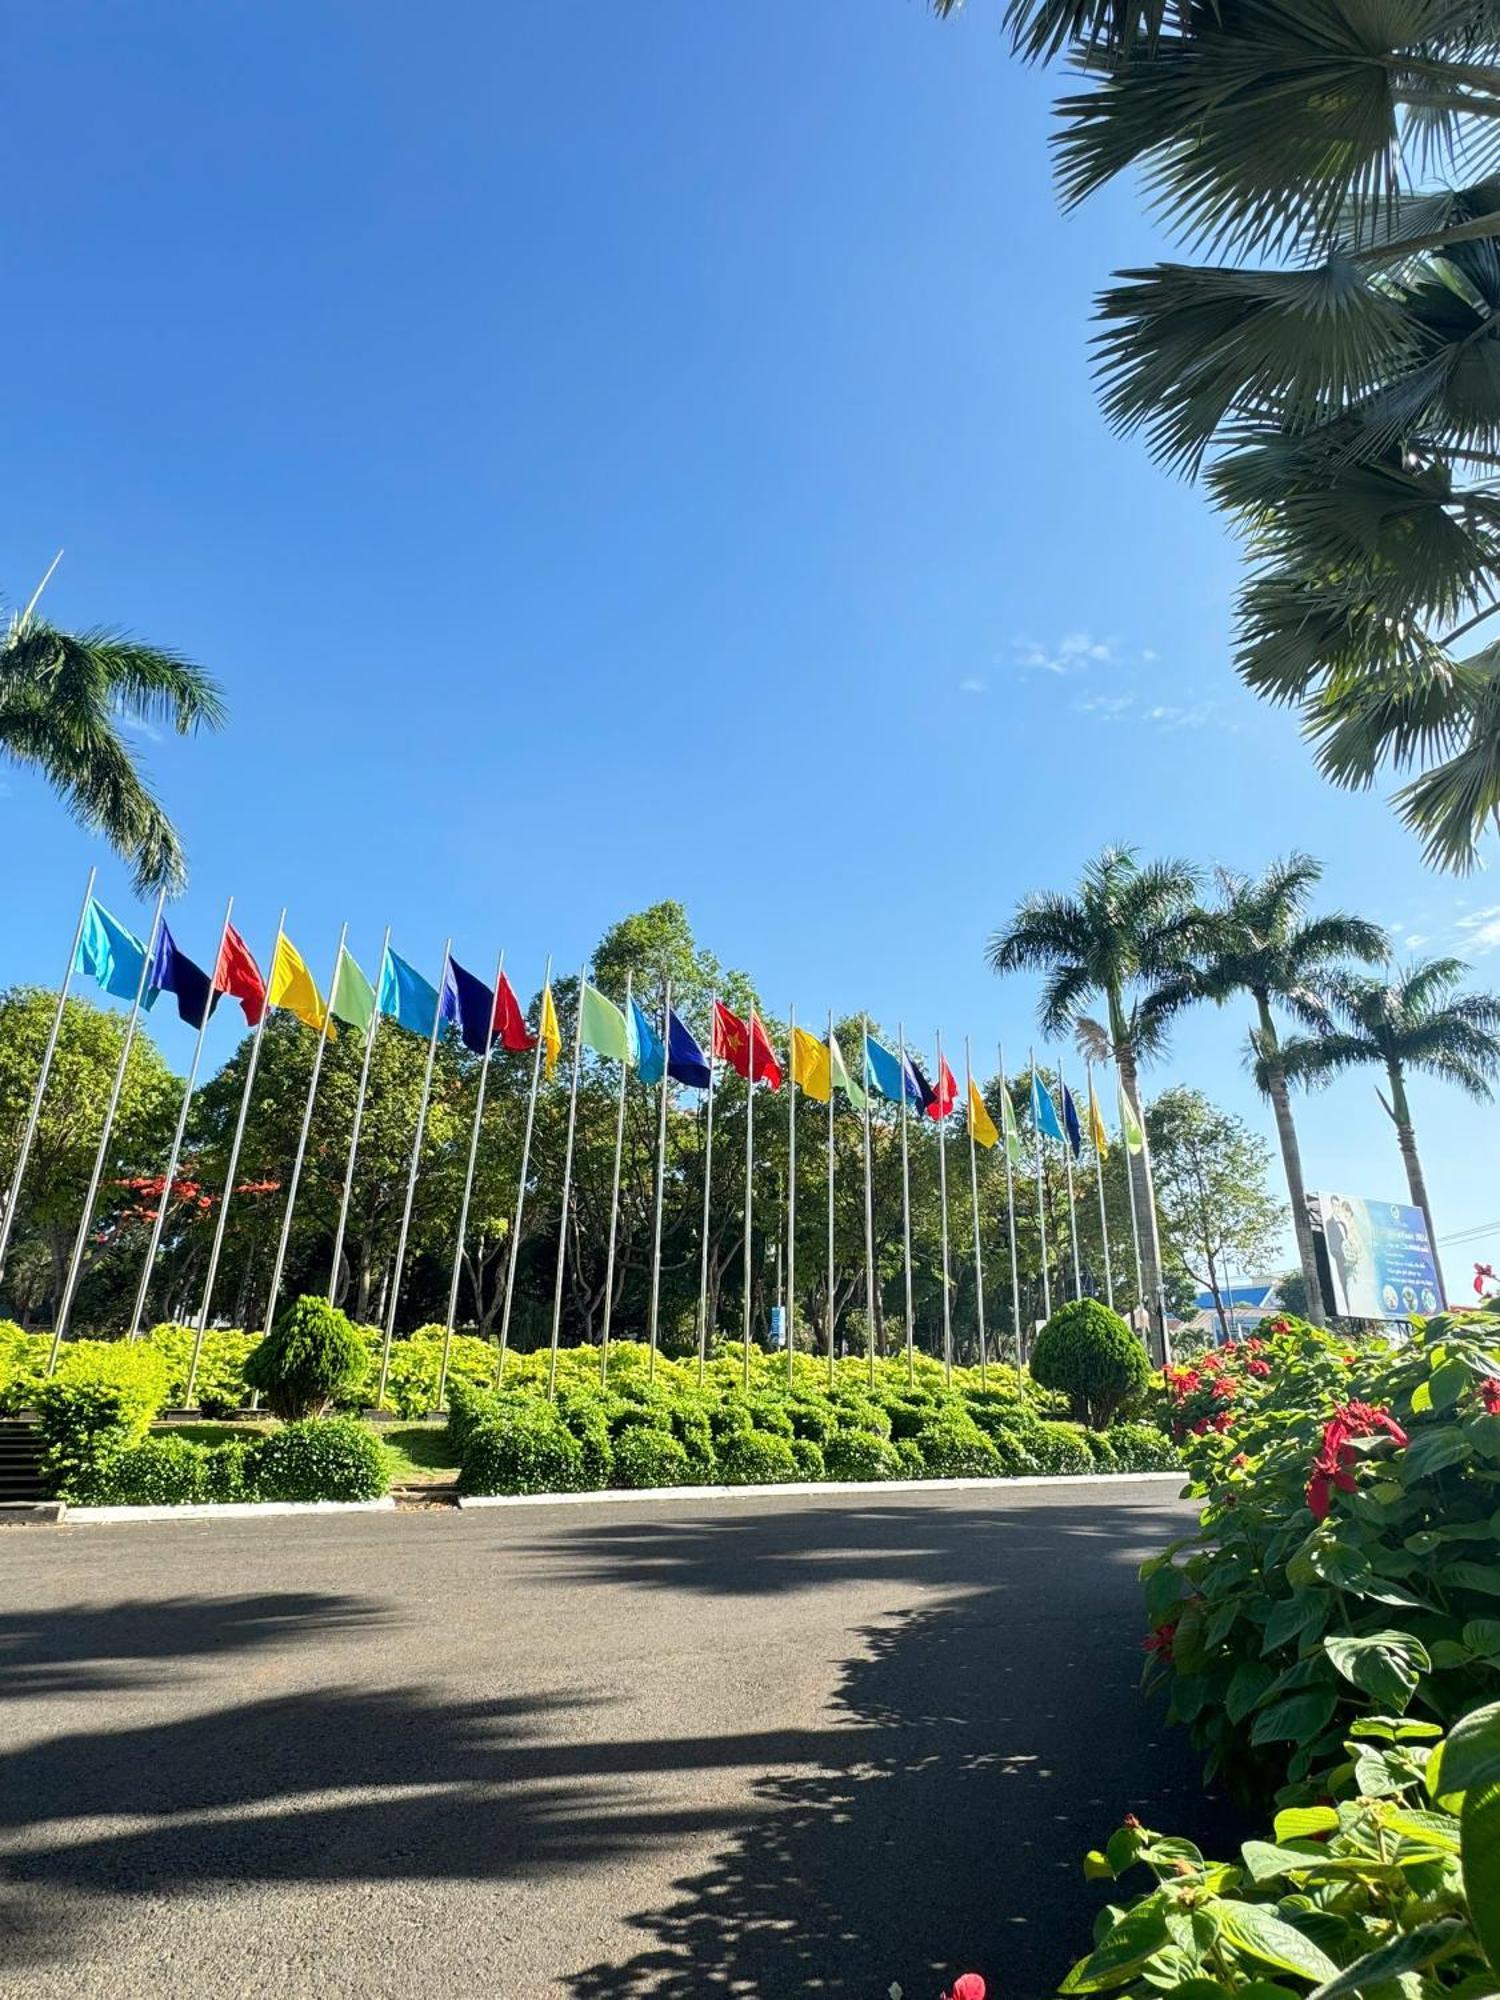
(0, 987), (179, 1322)
(1279, 957), (1500, 1298)
(989, 846), (1205, 1360)
(951, 1), (1500, 867)
(1146, 1086), (1287, 1342)
(2, 596), (225, 891)
(1189, 854), (1386, 1323)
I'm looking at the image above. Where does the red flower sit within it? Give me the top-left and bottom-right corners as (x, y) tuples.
(1192, 1418), (1209, 1436)
(1211, 1375), (1236, 1399)
(1213, 1411), (1234, 1432)
(1268, 1318), (1290, 1335)
(1232, 1453), (1249, 1470)
(1143, 1621), (1177, 1662)
(1246, 1358), (1271, 1379)
(945, 1979), (986, 2000)
(1122, 1813), (1143, 1829)
(1305, 1402), (1408, 1517)
(1480, 1378), (1500, 1416)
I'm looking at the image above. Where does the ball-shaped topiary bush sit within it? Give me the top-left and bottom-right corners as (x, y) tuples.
(789, 1437), (826, 1482)
(458, 1405), (589, 1497)
(254, 1417), (390, 1502)
(913, 1408), (1003, 1479)
(824, 1428), (901, 1482)
(243, 1296), (366, 1421)
(612, 1424), (692, 1489)
(1029, 1297), (1151, 1428)
(715, 1429), (799, 1485)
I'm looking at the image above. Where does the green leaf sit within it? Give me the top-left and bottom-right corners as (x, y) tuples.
(1434, 1700), (1500, 1804)
(1059, 1901), (1173, 1993)
(1464, 1619), (1500, 1661)
(1161, 1984), (1229, 2000)
(1240, 1840), (1325, 1883)
(1354, 1746), (1413, 1798)
(1106, 1825), (1146, 1875)
(1462, 1779), (1500, 1976)
(1411, 1379), (1434, 1414)
(1402, 1429), (1473, 1479)
(1383, 1807), (1461, 1853)
(1306, 1919), (1465, 1998)
(1273, 1806), (1339, 1841)
(1445, 1561), (1500, 1598)
(1429, 1358), (1472, 1410)
(1084, 1849), (1115, 1881)
(1252, 1689), (1339, 1746)
(1264, 1590), (1330, 1650)
(1219, 1903), (1339, 1984)
(1145, 1563), (1187, 1624)
(1323, 1630), (1431, 1710)
(1227, 1661), (1277, 1724)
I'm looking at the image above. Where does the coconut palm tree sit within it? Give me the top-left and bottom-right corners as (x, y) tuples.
(1, 595), (224, 893)
(938, 0), (1500, 867)
(1279, 957), (1500, 1300)
(988, 845), (1203, 1362)
(1189, 855), (1387, 1325)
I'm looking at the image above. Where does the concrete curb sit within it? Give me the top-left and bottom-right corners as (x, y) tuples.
(457, 1469), (1187, 1509)
(62, 1497), (399, 1525)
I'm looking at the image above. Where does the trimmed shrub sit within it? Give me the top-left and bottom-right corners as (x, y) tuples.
(1030, 1420), (1095, 1475)
(1105, 1421), (1182, 1472)
(199, 1437), (260, 1502)
(0, 1324), (52, 1412)
(244, 1297), (366, 1421)
(459, 1405), (589, 1496)
(612, 1425), (691, 1488)
(33, 1341), (170, 1497)
(446, 1377), (507, 1454)
(785, 1396), (838, 1443)
(76, 1433), (209, 1505)
(1030, 1298), (1151, 1427)
(254, 1417), (389, 1502)
(789, 1437), (826, 1482)
(555, 1390), (613, 1489)
(824, 1428), (901, 1482)
(913, 1408), (1003, 1479)
(715, 1429), (799, 1485)
(893, 1437), (925, 1479)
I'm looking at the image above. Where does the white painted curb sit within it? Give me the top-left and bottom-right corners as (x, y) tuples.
(457, 1470), (1187, 1509)
(63, 1497), (398, 1524)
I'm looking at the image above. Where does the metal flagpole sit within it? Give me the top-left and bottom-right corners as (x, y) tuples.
(646, 981), (672, 1382)
(598, 971), (632, 1389)
(545, 967), (588, 1400)
(328, 926), (388, 1305)
(496, 954), (552, 1383)
(48, 887), (166, 1366)
(1058, 1052), (1083, 1299)
(786, 1001), (797, 1389)
(0, 866), (97, 1287)
(438, 945), (505, 1410)
(964, 1038), (988, 1388)
(1120, 1076), (1145, 1335)
(1029, 1046), (1052, 1326)
(695, 992), (718, 1384)
(742, 1009), (758, 1388)
(935, 1030), (953, 1384)
(998, 1043), (1023, 1368)
(896, 1023), (916, 1385)
(378, 939), (452, 1406)
(825, 1008), (836, 1388)
(1088, 1060), (1116, 1311)
(188, 908), (286, 1372)
(127, 895), (235, 1340)
(860, 1014), (876, 1389)
(256, 922), (347, 1354)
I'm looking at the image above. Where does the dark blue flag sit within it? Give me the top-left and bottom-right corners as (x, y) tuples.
(1062, 1084), (1083, 1161)
(443, 957), (495, 1057)
(667, 1008), (711, 1089)
(148, 921), (216, 1028)
(905, 1056), (938, 1115)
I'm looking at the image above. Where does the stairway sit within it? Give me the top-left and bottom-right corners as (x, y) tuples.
(0, 1421), (46, 1502)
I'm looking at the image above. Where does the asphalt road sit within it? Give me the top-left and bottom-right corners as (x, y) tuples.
(0, 1482), (1241, 1999)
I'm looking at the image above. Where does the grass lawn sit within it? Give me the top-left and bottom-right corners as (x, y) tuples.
(154, 1418), (458, 1485)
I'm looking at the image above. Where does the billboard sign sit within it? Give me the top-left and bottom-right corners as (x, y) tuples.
(1312, 1193), (1442, 1320)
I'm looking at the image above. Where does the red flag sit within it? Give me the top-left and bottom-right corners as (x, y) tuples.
(926, 1055), (958, 1122)
(712, 1000), (782, 1090)
(214, 925), (266, 1026)
(492, 971), (537, 1053)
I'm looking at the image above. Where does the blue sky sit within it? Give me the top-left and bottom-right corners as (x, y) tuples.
(3, 2), (1496, 1292)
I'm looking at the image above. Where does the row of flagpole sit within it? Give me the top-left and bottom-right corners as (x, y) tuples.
(3, 876), (1164, 1388)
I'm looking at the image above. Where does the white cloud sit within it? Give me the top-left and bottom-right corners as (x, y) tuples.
(1404, 933), (1430, 951)
(958, 675), (988, 695)
(1145, 702), (1214, 729)
(1012, 630), (1118, 677)
(1455, 905), (1500, 957)
(1074, 693), (1135, 721)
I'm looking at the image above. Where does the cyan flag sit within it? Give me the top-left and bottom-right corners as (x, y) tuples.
(667, 1009), (711, 1089)
(1031, 1072), (1064, 1144)
(631, 998), (665, 1084)
(864, 1035), (908, 1105)
(76, 899), (154, 1007)
(379, 950), (454, 1039)
(1062, 1084), (1083, 1161)
(148, 921), (215, 1028)
(443, 957), (494, 1056)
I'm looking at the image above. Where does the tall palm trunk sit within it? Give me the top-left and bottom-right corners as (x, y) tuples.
(1255, 997), (1326, 1328)
(1115, 1041), (1168, 1366)
(1384, 1064), (1448, 1305)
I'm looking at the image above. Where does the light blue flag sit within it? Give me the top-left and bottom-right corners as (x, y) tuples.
(630, 997), (665, 1085)
(865, 1034), (923, 1106)
(379, 949), (454, 1039)
(75, 899), (155, 1007)
(1031, 1071), (1065, 1143)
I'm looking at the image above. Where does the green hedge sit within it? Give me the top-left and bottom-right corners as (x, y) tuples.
(67, 1416), (390, 1506)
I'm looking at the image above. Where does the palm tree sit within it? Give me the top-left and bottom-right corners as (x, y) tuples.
(988, 845), (1203, 1362)
(939, 1), (1500, 867)
(1190, 855), (1387, 1325)
(1279, 958), (1500, 1301)
(1, 596), (225, 893)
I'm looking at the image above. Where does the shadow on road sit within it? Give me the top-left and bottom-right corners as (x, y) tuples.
(0, 1498), (1242, 1995)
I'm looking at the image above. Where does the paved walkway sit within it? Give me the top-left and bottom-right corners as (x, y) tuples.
(0, 1481), (1240, 1998)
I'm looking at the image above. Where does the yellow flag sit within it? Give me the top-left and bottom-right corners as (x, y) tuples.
(539, 984), (562, 1079)
(967, 1077), (998, 1149)
(268, 934), (333, 1037)
(791, 1026), (831, 1102)
(1088, 1083), (1110, 1159)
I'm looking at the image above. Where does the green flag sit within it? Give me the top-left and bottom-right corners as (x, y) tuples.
(998, 1085), (1026, 1170)
(329, 947), (375, 1034)
(828, 1031), (866, 1109)
(581, 982), (632, 1064)
(1119, 1083), (1144, 1154)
